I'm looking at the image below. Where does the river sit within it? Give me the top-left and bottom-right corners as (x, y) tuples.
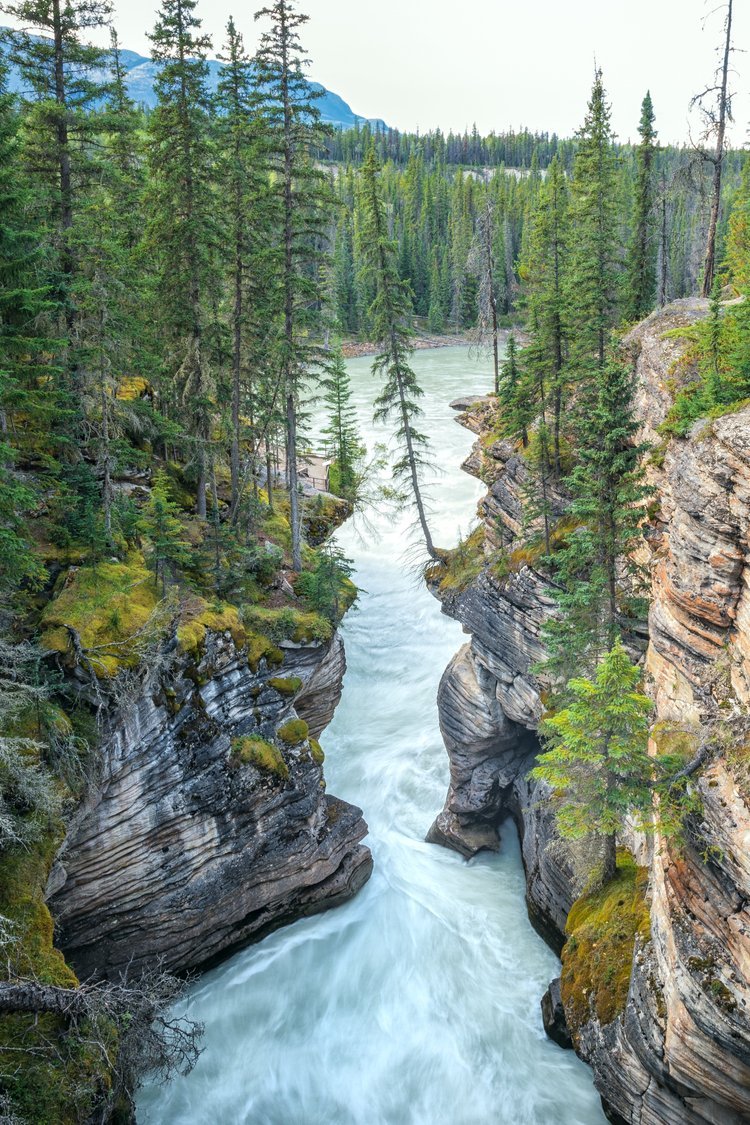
(137, 347), (606, 1125)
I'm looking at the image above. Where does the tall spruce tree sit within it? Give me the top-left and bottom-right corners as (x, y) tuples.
(3, 0), (113, 316)
(520, 153), (569, 474)
(358, 145), (438, 560)
(255, 0), (332, 572)
(321, 349), (361, 499)
(567, 71), (621, 383)
(625, 93), (658, 322)
(145, 0), (217, 518)
(532, 641), (653, 885)
(216, 18), (268, 513)
(469, 200), (502, 394)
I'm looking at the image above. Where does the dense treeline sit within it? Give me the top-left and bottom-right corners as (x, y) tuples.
(326, 123), (746, 337)
(0, 0), (748, 1113)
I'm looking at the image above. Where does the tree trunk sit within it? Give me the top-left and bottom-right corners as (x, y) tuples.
(659, 187), (669, 307)
(602, 833), (618, 884)
(701, 0), (733, 298)
(0, 981), (89, 1018)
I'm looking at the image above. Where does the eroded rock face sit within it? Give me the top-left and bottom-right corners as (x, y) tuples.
(49, 631), (372, 979)
(430, 300), (750, 1124)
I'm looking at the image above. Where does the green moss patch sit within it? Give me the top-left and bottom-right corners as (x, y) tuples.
(267, 676), (303, 697)
(561, 852), (650, 1039)
(231, 736), (289, 780)
(277, 719), (309, 746)
(242, 605), (332, 645)
(0, 836), (117, 1123)
(40, 555), (160, 678)
(247, 632), (284, 674)
(309, 738), (325, 765)
(429, 525), (486, 593)
(176, 598), (246, 658)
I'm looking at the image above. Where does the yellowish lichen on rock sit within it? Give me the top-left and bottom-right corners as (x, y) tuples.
(230, 736), (289, 780)
(176, 599), (246, 658)
(560, 852), (650, 1039)
(40, 555), (159, 678)
(267, 676), (303, 696)
(277, 718), (309, 745)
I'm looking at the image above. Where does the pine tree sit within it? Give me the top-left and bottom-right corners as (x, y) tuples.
(216, 17), (268, 513)
(255, 0), (332, 573)
(321, 349), (362, 499)
(531, 641), (653, 885)
(625, 93), (658, 322)
(144, 471), (191, 594)
(145, 0), (217, 518)
(3, 0), (113, 311)
(548, 352), (649, 679)
(521, 154), (569, 474)
(724, 155), (750, 291)
(469, 200), (502, 393)
(358, 145), (438, 560)
(567, 71), (621, 384)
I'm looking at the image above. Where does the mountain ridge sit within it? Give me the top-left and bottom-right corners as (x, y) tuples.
(1, 34), (388, 131)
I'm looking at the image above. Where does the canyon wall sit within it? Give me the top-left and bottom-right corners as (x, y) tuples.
(48, 628), (372, 980)
(429, 300), (750, 1123)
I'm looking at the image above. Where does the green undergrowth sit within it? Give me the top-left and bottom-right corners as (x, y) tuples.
(427, 525), (486, 593)
(0, 832), (117, 1124)
(242, 605), (332, 645)
(230, 736), (289, 780)
(176, 598), (246, 658)
(40, 554), (159, 678)
(561, 852), (650, 1039)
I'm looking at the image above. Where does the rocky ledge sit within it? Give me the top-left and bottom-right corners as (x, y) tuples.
(49, 628), (372, 980)
(428, 301), (750, 1123)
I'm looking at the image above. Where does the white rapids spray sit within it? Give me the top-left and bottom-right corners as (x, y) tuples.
(137, 347), (606, 1125)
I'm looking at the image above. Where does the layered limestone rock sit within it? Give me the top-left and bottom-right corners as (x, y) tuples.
(48, 629), (372, 979)
(430, 302), (750, 1124)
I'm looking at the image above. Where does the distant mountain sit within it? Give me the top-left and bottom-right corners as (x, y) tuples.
(1, 36), (387, 131)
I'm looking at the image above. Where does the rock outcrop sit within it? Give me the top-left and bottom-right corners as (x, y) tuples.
(49, 628), (372, 980)
(429, 302), (750, 1123)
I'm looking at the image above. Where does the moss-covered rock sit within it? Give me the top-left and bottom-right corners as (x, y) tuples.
(277, 719), (309, 746)
(309, 738), (325, 765)
(40, 554), (160, 678)
(560, 852), (650, 1040)
(267, 676), (303, 697)
(247, 632), (284, 674)
(0, 834), (118, 1123)
(230, 736), (289, 781)
(242, 605), (332, 645)
(176, 598), (246, 659)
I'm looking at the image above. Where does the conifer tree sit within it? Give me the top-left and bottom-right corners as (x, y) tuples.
(3, 0), (113, 306)
(531, 641), (653, 885)
(255, 0), (332, 572)
(469, 201), (502, 394)
(321, 349), (362, 499)
(547, 352), (649, 679)
(725, 155), (750, 291)
(145, 0), (217, 518)
(216, 17), (268, 512)
(144, 471), (191, 594)
(358, 145), (438, 560)
(567, 71), (621, 382)
(625, 93), (658, 322)
(521, 154), (569, 473)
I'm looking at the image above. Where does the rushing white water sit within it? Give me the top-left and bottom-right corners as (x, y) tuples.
(137, 347), (606, 1125)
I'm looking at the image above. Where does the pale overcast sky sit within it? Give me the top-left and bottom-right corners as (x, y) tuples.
(7, 0), (750, 143)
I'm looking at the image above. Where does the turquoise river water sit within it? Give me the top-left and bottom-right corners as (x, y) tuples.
(137, 347), (606, 1125)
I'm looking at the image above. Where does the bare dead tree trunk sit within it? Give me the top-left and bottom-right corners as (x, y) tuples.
(700, 0), (734, 297)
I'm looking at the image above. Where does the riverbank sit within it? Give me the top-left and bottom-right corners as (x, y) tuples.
(341, 332), (470, 358)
